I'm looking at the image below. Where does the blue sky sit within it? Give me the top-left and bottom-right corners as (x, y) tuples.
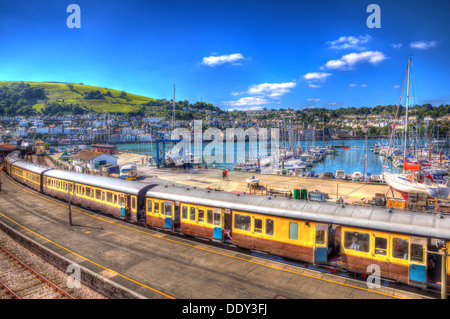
(1, 0), (449, 111)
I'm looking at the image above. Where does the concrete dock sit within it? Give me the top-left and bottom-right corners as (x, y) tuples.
(50, 151), (402, 203)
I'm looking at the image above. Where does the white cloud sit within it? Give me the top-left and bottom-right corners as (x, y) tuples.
(349, 83), (367, 87)
(391, 43), (402, 49)
(247, 82), (297, 98)
(322, 51), (387, 70)
(303, 72), (331, 88)
(307, 98), (321, 102)
(227, 106), (265, 112)
(393, 85), (400, 88)
(303, 72), (332, 81)
(410, 40), (439, 50)
(201, 53), (245, 66)
(327, 34), (372, 50)
(223, 97), (270, 108)
(231, 81), (297, 99)
(326, 102), (338, 106)
(361, 84), (367, 87)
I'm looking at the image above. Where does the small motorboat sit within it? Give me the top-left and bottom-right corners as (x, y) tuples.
(335, 170), (346, 180)
(352, 171), (362, 181)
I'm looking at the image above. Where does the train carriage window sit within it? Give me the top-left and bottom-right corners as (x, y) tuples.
(392, 238), (409, 260)
(147, 200), (153, 213)
(411, 244), (424, 263)
(114, 194), (117, 204)
(315, 230), (326, 245)
(214, 211), (221, 226)
(106, 192), (113, 203)
(189, 207), (196, 221)
(86, 187), (91, 197)
(207, 210), (213, 225)
(132, 197), (136, 210)
(289, 222), (298, 240)
(344, 231), (370, 253)
(95, 189), (101, 200)
(182, 206), (187, 220)
(198, 209), (205, 223)
(266, 219), (274, 236)
(154, 202), (160, 214)
(234, 214), (251, 231)
(375, 237), (388, 256)
(102, 192), (106, 202)
(164, 203), (172, 217)
(254, 219), (263, 233)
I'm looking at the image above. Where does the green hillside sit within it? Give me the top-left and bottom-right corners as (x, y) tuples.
(0, 81), (221, 119)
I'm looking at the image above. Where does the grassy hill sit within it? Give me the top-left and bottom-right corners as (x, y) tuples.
(0, 81), (222, 120)
(0, 81), (156, 114)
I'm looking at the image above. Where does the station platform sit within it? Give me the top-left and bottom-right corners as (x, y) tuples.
(0, 171), (434, 300)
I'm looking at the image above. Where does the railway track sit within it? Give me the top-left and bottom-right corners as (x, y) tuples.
(0, 244), (75, 299)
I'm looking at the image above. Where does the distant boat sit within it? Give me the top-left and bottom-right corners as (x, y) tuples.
(342, 146), (350, 150)
(334, 144), (346, 148)
(352, 172), (362, 181)
(335, 170), (346, 180)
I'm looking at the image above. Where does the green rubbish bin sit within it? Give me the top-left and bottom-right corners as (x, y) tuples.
(300, 189), (308, 200)
(282, 170), (287, 175)
(292, 188), (300, 199)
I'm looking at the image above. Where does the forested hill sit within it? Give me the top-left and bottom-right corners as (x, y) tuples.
(0, 81), (222, 120)
(1, 81), (448, 121)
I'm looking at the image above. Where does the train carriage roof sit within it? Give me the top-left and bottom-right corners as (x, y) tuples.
(5, 151), (21, 164)
(12, 160), (52, 175)
(147, 185), (450, 240)
(44, 169), (149, 195)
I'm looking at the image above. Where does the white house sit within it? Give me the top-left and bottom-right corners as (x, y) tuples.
(71, 150), (118, 170)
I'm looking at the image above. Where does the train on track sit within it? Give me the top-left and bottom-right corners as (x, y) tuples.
(2, 150), (450, 293)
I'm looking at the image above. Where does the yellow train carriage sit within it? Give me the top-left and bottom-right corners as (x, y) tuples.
(336, 225), (441, 287)
(146, 197), (172, 229)
(179, 203), (221, 239)
(9, 161), (48, 192)
(42, 169), (153, 220)
(45, 176), (128, 215)
(231, 210), (329, 265)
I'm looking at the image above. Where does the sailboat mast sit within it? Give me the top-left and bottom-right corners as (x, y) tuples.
(403, 58), (411, 173)
(173, 84), (176, 131)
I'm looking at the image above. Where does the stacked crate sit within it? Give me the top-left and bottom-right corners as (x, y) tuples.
(373, 193), (386, 206)
(387, 197), (407, 209)
(416, 193), (428, 211)
(407, 193), (428, 211)
(407, 193), (418, 210)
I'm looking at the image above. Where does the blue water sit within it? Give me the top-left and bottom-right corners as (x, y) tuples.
(117, 138), (418, 175)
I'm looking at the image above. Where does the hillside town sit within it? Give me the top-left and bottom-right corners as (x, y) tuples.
(1, 107), (449, 147)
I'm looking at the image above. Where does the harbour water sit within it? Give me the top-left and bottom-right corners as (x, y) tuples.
(115, 138), (448, 176)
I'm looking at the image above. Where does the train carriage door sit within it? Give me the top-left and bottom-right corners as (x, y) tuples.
(119, 193), (126, 218)
(314, 224), (328, 265)
(409, 237), (427, 288)
(164, 201), (173, 230)
(174, 201), (181, 231)
(371, 233), (390, 279)
(213, 208), (222, 241)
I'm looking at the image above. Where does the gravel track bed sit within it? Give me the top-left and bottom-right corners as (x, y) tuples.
(0, 229), (106, 299)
